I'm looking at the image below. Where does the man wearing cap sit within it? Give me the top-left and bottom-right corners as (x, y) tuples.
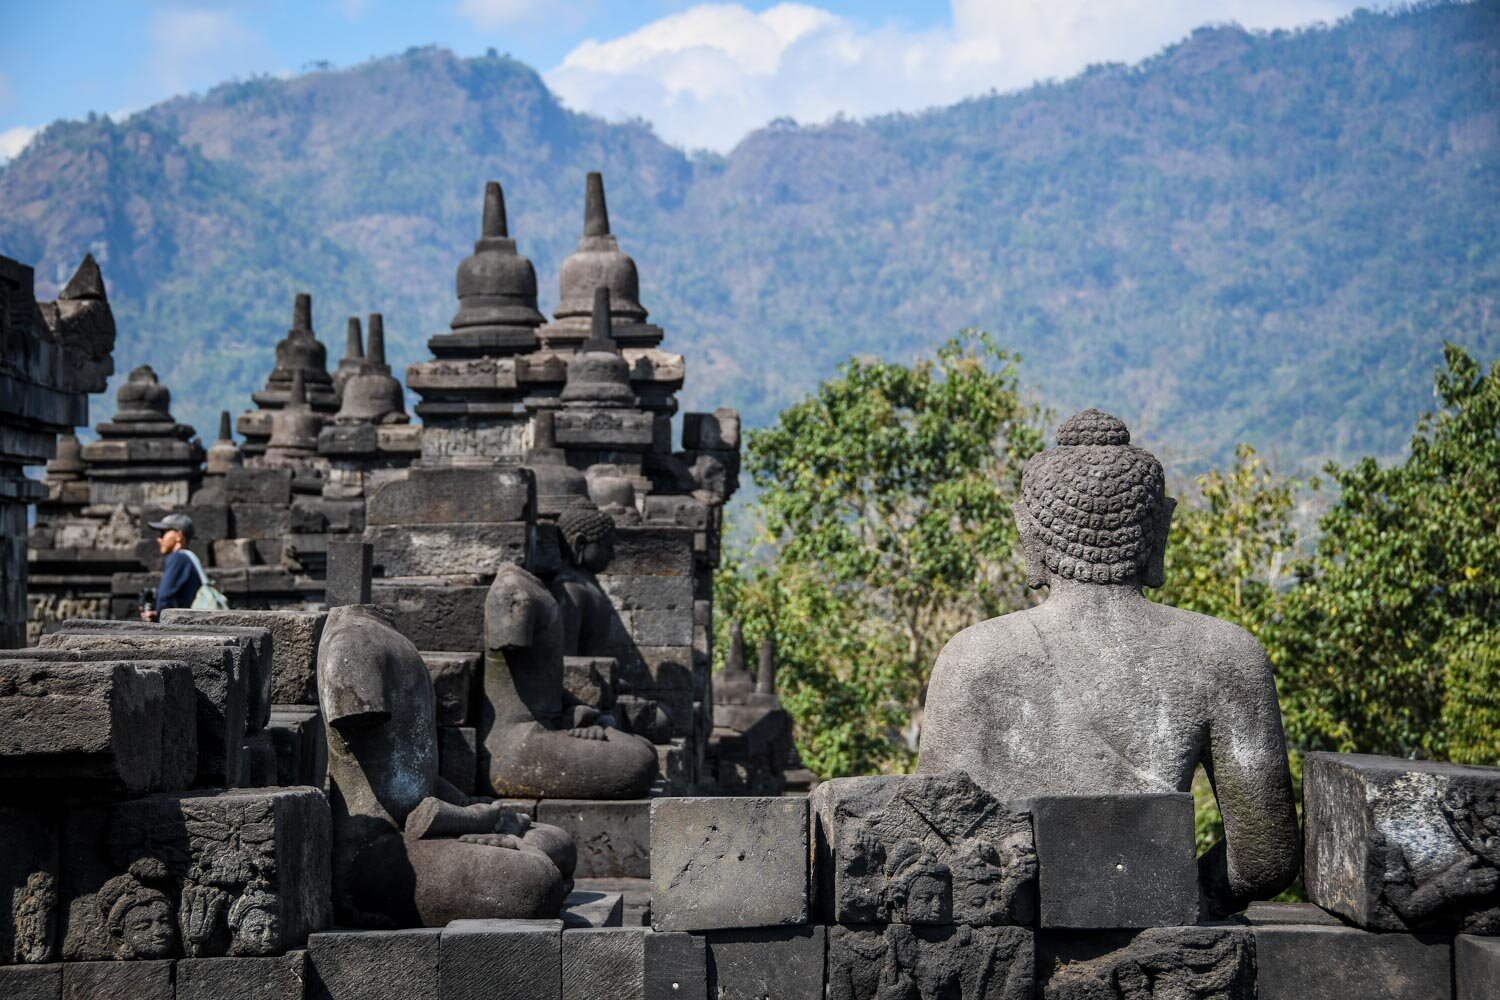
(141, 512), (199, 621)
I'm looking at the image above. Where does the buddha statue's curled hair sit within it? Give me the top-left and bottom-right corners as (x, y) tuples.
(558, 507), (615, 554)
(1015, 409), (1170, 585)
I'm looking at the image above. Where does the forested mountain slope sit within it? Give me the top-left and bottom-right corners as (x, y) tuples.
(2, 1), (1496, 469)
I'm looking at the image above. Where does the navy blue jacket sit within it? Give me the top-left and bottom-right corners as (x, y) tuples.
(157, 549), (201, 610)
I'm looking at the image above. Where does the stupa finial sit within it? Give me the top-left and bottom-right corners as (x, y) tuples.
(343, 316), (364, 361)
(483, 181), (508, 239)
(217, 410), (233, 441)
(585, 286), (617, 354)
(293, 292), (313, 333)
(367, 314), (386, 366)
(584, 172), (609, 237)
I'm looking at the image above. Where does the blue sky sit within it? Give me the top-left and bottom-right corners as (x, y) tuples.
(1, 0), (1368, 158)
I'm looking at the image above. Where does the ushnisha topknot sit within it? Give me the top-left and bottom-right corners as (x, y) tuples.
(558, 507), (615, 553)
(1015, 409), (1169, 585)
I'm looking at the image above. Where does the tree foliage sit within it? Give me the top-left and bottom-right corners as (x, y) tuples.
(716, 333), (1046, 776)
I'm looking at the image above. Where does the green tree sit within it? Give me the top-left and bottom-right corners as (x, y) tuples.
(718, 332), (1046, 776)
(1272, 344), (1500, 764)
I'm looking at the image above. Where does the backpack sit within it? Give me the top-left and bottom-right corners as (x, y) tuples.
(180, 549), (231, 611)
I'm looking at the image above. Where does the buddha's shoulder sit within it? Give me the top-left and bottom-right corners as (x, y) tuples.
(1147, 601), (1270, 665)
(932, 609), (1047, 674)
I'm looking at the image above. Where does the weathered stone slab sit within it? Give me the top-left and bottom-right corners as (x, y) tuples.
(562, 891), (624, 929)
(827, 924), (1035, 1000)
(1037, 926), (1254, 999)
(702, 926), (825, 1000)
(365, 466), (531, 525)
(233, 502), (292, 539)
(163, 609), (326, 706)
(226, 468), (294, 505)
(366, 523), (529, 577)
(61, 959), (173, 1000)
(1251, 922), (1452, 1000)
(325, 540), (372, 608)
(1457, 934), (1500, 1000)
(0, 964), (61, 1000)
(1305, 752), (1500, 934)
(267, 705), (327, 789)
(440, 919), (562, 1000)
(598, 574), (694, 611)
(562, 926), (646, 1000)
(651, 797), (807, 932)
(1023, 793), (1198, 929)
(308, 927), (440, 999)
(812, 772), (1036, 926)
(553, 408), (654, 449)
(0, 660), (178, 795)
(605, 528), (693, 577)
(177, 950), (309, 1000)
(644, 931), (706, 999)
(370, 582), (487, 653)
(421, 651), (478, 726)
(539, 799), (651, 879)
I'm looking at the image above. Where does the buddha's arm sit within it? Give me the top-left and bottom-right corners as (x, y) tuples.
(1199, 642), (1301, 916)
(915, 644), (961, 774)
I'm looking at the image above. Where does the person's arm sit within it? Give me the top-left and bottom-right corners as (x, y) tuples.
(156, 551), (195, 610)
(1200, 635), (1302, 917)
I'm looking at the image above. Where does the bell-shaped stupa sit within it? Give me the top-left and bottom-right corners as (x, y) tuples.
(434, 181), (545, 357)
(560, 287), (634, 406)
(263, 370), (325, 467)
(335, 315), (408, 426)
(239, 292), (338, 457)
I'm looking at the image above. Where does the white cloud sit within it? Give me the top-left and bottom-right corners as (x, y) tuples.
(0, 125), (37, 163)
(146, 7), (271, 97)
(454, 0), (544, 31)
(545, 0), (1363, 153)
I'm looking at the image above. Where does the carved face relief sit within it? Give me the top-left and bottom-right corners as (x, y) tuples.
(229, 898), (281, 956)
(900, 871), (953, 925)
(120, 898), (176, 959)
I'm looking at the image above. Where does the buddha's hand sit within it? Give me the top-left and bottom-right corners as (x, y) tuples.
(493, 812), (532, 836)
(1438, 854), (1500, 898)
(459, 833), (522, 850)
(179, 883), (230, 956)
(566, 725), (609, 740)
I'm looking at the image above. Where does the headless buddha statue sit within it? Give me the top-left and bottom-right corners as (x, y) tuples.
(481, 560), (659, 799)
(917, 409), (1300, 917)
(317, 604), (576, 927)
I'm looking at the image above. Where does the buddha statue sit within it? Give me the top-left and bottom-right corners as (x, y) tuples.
(549, 506), (617, 657)
(480, 562), (659, 799)
(917, 409), (1300, 917)
(317, 604), (576, 927)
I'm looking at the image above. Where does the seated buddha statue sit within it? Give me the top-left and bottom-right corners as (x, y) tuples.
(317, 604), (576, 927)
(481, 562), (659, 799)
(917, 409), (1300, 917)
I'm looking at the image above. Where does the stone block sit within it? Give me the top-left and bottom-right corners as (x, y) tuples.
(0, 659), (182, 795)
(1023, 793), (1197, 929)
(1458, 934), (1500, 1000)
(617, 646), (695, 694)
(553, 409), (655, 449)
(177, 951), (309, 1000)
(598, 574), (694, 611)
(563, 891), (625, 929)
(539, 799), (652, 879)
(62, 959), (173, 999)
(308, 927), (440, 1000)
(227, 468), (294, 505)
(100, 786), (332, 958)
(39, 631), (249, 784)
(267, 705), (327, 788)
(0, 964), (61, 1000)
(682, 411), (740, 451)
(827, 924), (1035, 1000)
(439, 726), (478, 797)
(606, 528), (694, 577)
(703, 926), (825, 1000)
(326, 540), (373, 608)
(1037, 926), (1254, 999)
(628, 609), (694, 647)
(365, 466), (532, 525)
(214, 538), (257, 568)
(645, 931), (706, 999)
(1305, 752), (1500, 933)
(366, 523), (530, 577)
(233, 502), (292, 539)
(371, 582), (487, 652)
(813, 772), (1036, 926)
(242, 729), (280, 786)
(563, 926), (646, 1000)
(440, 918), (562, 1000)
(421, 651), (478, 726)
(162, 609), (327, 706)
(651, 797), (808, 932)
(1251, 922), (1453, 1000)
(188, 501), (232, 541)
(0, 804), (60, 963)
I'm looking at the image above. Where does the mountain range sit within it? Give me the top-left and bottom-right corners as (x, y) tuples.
(2, 0), (1497, 474)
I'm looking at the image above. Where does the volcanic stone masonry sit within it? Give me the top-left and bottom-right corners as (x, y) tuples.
(5, 218), (1498, 998)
